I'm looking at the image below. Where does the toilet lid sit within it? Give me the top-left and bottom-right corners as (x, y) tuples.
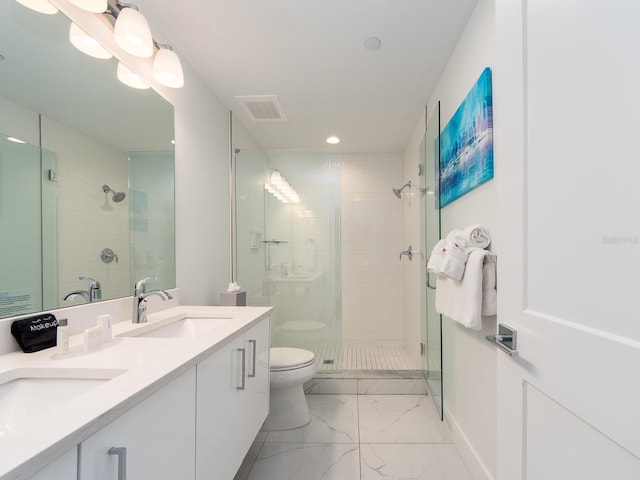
(270, 347), (315, 371)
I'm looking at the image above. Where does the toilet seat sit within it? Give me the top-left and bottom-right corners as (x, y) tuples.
(270, 347), (315, 372)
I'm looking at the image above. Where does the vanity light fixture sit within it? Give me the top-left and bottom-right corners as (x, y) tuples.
(69, 23), (113, 59)
(113, 4), (154, 58)
(15, 0), (184, 89)
(326, 136), (340, 144)
(153, 44), (184, 88)
(117, 61), (149, 89)
(15, 0), (58, 15)
(66, 0), (107, 13)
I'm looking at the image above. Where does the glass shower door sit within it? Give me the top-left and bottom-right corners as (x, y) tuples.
(419, 103), (442, 418)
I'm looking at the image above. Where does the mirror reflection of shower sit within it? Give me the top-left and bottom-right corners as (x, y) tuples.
(392, 180), (412, 198)
(101, 184), (126, 210)
(102, 184), (126, 202)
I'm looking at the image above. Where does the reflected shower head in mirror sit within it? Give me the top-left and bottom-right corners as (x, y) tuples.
(102, 184), (126, 202)
(392, 181), (412, 198)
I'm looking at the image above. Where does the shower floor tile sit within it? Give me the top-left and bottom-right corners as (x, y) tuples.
(303, 346), (417, 372)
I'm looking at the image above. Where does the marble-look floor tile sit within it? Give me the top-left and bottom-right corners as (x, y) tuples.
(358, 395), (451, 443)
(360, 443), (472, 480)
(265, 395), (359, 444)
(305, 378), (358, 395)
(246, 443), (360, 480)
(233, 438), (265, 480)
(357, 378), (427, 395)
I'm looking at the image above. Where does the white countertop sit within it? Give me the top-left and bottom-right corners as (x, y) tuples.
(0, 305), (272, 480)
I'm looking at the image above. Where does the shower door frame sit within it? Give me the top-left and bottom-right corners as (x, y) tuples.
(420, 102), (443, 419)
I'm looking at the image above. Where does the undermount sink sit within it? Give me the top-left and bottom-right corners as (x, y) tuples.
(119, 316), (233, 339)
(0, 368), (125, 436)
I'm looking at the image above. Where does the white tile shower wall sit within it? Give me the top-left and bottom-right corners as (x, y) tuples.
(41, 117), (130, 305)
(341, 153), (405, 346)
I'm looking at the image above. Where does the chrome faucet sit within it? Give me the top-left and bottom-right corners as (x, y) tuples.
(132, 276), (173, 324)
(63, 276), (102, 303)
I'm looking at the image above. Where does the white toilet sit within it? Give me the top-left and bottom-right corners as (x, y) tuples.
(262, 347), (317, 431)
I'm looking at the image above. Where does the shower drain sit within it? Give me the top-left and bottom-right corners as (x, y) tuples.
(323, 359), (334, 365)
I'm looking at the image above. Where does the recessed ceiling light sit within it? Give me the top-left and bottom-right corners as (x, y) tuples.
(326, 136), (340, 145)
(364, 37), (382, 51)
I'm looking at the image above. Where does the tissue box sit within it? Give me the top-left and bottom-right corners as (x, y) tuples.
(220, 290), (246, 306)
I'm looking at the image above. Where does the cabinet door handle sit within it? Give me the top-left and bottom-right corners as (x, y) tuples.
(108, 447), (127, 480)
(248, 339), (257, 378)
(237, 347), (246, 390)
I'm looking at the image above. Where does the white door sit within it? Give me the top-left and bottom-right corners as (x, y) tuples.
(494, 1), (640, 479)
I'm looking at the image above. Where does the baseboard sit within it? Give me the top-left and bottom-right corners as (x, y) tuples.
(443, 405), (495, 480)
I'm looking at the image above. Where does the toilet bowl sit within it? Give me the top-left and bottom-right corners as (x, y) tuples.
(262, 347), (317, 431)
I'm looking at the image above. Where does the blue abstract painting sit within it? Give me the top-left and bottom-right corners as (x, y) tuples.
(438, 67), (494, 208)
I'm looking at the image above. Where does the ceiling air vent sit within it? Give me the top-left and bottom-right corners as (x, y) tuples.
(235, 95), (289, 122)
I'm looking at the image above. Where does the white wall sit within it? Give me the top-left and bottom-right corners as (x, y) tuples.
(403, 0), (497, 479)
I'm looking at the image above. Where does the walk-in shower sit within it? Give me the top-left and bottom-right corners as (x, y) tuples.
(392, 180), (412, 198)
(102, 184), (126, 202)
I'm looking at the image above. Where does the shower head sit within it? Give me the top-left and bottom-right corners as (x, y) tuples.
(392, 181), (412, 199)
(102, 184), (126, 202)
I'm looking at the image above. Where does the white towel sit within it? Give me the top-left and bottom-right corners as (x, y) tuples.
(435, 249), (496, 330)
(439, 230), (469, 280)
(463, 224), (491, 249)
(427, 239), (447, 273)
(481, 257), (497, 316)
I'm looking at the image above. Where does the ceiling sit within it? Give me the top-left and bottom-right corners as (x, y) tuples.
(137, 0), (478, 153)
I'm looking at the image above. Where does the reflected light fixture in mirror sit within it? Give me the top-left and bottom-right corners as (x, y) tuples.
(67, 0), (107, 13)
(15, 0), (58, 14)
(113, 5), (154, 58)
(69, 23), (113, 59)
(117, 61), (149, 89)
(153, 45), (184, 88)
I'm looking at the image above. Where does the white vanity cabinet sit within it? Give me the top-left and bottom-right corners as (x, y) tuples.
(78, 368), (196, 480)
(195, 316), (270, 480)
(27, 448), (77, 480)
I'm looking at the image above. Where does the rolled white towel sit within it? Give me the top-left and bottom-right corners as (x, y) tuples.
(463, 225), (491, 249)
(447, 229), (468, 248)
(427, 239), (446, 273)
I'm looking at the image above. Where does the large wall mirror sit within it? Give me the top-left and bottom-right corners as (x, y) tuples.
(0, 3), (175, 319)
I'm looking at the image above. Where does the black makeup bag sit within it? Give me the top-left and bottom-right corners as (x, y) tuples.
(11, 313), (59, 353)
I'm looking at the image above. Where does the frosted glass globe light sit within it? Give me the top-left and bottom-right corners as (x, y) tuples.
(153, 47), (184, 88)
(66, 0), (107, 13)
(15, 0), (58, 15)
(114, 7), (154, 58)
(117, 62), (149, 90)
(69, 23), (112, 59)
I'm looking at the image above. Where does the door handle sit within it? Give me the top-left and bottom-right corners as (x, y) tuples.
(108, 447), (127, 480)
(237, 347), (246, 390)
(486, 323), (518, 356)
(248, 339), (257, 378)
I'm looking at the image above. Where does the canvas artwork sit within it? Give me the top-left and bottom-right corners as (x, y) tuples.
(438, 67), (494, 208)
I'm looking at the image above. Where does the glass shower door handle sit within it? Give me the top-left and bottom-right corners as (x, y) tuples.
(425, 261), (436, 290)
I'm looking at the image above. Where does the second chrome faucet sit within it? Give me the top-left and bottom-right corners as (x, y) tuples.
(132, 276), (173, 324)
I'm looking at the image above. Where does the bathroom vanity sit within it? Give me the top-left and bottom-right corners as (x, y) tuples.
(0, 305), (271, 480)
